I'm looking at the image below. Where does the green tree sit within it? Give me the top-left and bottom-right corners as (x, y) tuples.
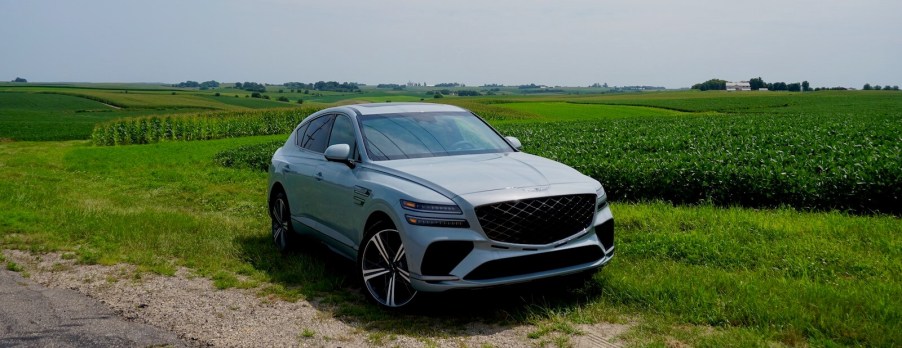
(749, 77), (766, 90)
(863, 83), (872, 90)
(12, 77), (27, 83)
(802, 81), (810, 91)
(691, 79), (727, 91)
(768, 82), (788, 91)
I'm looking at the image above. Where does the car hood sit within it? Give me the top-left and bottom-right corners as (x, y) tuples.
(373, 152), (593, 196)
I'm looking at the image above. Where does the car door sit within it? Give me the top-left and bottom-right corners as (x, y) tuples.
(314, 114), (363, 247)
(283, 114), (334, 222)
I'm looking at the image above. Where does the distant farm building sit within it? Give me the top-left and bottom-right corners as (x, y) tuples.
(726, 81), (752, 91)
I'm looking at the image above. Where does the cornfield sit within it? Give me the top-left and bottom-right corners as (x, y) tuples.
(91, 107), (323, 146)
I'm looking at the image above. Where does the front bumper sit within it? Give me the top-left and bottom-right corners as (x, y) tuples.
(401, 205), (614, 292)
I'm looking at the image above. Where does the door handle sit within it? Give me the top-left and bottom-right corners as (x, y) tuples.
(315, 172), (323, 181)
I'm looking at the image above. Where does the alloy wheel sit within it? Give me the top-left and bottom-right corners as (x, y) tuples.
(270, 194), (291, 251)
(361, 228), (417, 308)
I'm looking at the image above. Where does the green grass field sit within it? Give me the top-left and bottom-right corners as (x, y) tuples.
(0, 85), (310, 141)
(0, 92), (228, 141)
(497, 102), (689, 121)
(1, 87), (901, 346)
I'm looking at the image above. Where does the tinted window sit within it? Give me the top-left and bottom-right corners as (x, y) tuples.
(360, 112), (512, 160)
(293, 123), (309, 148)
(328, 115), (357, 157)
(299, 115), (334, 153)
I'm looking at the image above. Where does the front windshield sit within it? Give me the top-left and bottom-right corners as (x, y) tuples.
(360, 111), (514, 161)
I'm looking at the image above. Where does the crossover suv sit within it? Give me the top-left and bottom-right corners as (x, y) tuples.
(268, 103), (614, 308)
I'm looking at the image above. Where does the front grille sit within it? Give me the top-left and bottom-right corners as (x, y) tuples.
(464, 245), (604, 280)
(475, 194), (595, 245)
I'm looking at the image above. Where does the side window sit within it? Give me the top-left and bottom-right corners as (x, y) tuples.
(293, 123), (310, 148)
(328, 115), (357, 158)
(299, 115), (334, 153)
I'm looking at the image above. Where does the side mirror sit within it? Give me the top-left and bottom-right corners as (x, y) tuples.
(324, 144), (351, 162)
(505, 136), (522, 150)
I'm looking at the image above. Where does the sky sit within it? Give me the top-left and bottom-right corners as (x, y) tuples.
(2, 0), (900, 88)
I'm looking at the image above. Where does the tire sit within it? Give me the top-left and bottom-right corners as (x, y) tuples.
(269, 190), (297, 252)
(359, 221), (417, 308)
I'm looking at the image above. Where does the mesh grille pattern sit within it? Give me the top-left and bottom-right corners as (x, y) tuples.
(475, 194), (595, 245)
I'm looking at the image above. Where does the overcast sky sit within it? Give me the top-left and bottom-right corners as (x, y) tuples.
(2, 0), (900, 88)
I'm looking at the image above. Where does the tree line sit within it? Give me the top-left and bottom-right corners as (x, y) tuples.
(693, 77), (811, 91)
(173, 80), (220, 89)
(694, 77), (899, 92)
(309, 81), (359, 92)
(862, 83), (900, 91)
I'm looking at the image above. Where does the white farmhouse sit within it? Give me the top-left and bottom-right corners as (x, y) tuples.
(726, 81), (752, 91)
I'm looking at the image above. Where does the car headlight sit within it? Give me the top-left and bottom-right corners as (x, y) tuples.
(596, 187), (608, 212)
(400, 199), (462, 214)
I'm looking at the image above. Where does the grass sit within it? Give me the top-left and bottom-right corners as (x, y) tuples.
(0, 92), (213, 141)
(195, 94), (301, 109)
(502, 89), (902, 116)
(1, 90), (900, 346)
(0, 86), (310, 141)
(6, 261), (23, 272)
(0, 133), (899, 346)
(496, 101), (689, 121)
(603, 203), (901, 346)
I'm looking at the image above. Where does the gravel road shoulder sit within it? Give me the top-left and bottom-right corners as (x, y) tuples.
(1, 250), (628, 347)
(0, 267), (185, 347)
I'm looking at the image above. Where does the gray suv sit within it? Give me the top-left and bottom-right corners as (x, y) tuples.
(268, 103), (614, 308)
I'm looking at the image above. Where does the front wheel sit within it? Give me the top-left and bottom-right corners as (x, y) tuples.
(359, 223), (417, 308)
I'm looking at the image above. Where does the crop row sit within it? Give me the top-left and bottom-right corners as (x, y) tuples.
(90, 101), (534, 147)
(91, 107), (322, 146)
(495, 112), (902, 214)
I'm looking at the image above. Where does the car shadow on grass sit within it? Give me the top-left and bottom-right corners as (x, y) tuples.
(236, 232), (608, 339)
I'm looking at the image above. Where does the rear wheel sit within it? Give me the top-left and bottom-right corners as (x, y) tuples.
(269, 190), (297, 252)
(359, 222), (417, 308)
